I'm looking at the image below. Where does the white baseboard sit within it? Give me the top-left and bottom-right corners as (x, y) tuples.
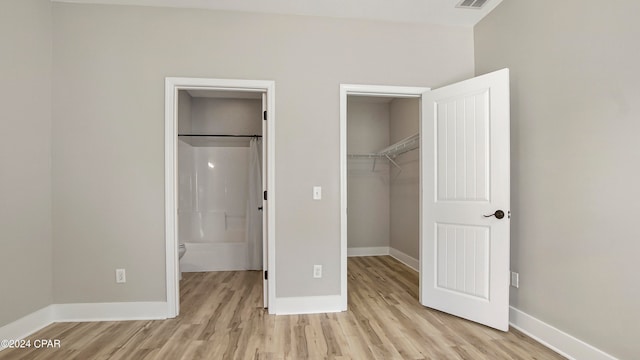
(347, 246), (389, 257)
(0, 305), (54, 349)
(509, 307), (618, 360)
(0, 301), (168, 352)
(388, 247), (419, 272)
(272, 295), (346, 315)
(54, 302), (168, 322)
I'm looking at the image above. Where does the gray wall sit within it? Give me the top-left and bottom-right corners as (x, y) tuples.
(191, 98), (262, 136)
(347, 99), (391, 249)
(51, 3), (473, 301)
(389, 98), (419, 259)
(0, 0), (53, 326)
(475, 1), (640, 358)
(177, 90), (192, 134)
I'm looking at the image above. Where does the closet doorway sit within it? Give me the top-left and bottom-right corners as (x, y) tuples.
(340, 69), (512, 331)
(342, 86), (426, 305)
(165, 78), (276, 318)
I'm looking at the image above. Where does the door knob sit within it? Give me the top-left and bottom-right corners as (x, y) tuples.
(484, 210), (505, 219)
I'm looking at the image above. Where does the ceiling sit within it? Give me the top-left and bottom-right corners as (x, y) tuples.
(52, 0), (503, 27)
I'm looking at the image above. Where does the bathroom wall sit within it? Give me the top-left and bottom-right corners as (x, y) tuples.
(177, 90), (192, 134)
(346, 98), (390, 250)
(191, 98), (262, 136)
(389, 98), (420, 260)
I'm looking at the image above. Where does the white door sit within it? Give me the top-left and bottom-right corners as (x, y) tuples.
(261, 93), (269, 309)
(420, 69), (510, 331)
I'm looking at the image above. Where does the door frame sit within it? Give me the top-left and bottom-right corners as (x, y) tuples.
(165, 77), (276, 318)
(339, 84), (429, 309)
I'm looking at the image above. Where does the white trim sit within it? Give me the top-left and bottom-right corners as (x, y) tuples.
(0, 301), (167, 352)
(0, 306), (54, 349)
(347, 246), (389, 257)
(509, 307), (618, 360)
(54, 302), (168, 322)
(389, 247), (419, 272)
(340, 84), (430, 313)
(272, 295), (344, 315)
(165, 78), (276, 317)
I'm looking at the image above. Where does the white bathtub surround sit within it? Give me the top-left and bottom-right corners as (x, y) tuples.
(246, 138), (263, 270)
(178, 141), (255, 271)
(180, 242), (249, 272)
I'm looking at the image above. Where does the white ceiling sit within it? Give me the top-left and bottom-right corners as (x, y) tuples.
(53, 0), (503, 27)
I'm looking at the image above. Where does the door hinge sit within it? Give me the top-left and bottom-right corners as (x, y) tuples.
(264, 271), (268, 280)
(263, 111), (267, 121)
(263, 191), (267, 201)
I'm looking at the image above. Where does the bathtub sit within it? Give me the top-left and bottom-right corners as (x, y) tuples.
(180, 241), (249, 272)
(178, 210), (249, 272)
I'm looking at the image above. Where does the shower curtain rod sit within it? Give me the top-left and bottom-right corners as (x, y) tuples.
(178, 134), (262, 138)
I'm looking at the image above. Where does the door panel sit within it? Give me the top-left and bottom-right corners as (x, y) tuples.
(421, 68), (510, 331)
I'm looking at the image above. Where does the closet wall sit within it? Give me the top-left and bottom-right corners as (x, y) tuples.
(347, 97), (420, 265)
(389, 99), (420, 261)
(347, 98), (390, 251)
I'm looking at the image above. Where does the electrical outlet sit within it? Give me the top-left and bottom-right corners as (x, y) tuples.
(511, 271), (519, 288)
(313, 265), (322, 278)
(116, 269), (126, 284)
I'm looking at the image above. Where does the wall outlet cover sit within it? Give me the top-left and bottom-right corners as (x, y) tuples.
(313, 265), (322, 278)
(116, 269), (126, 284)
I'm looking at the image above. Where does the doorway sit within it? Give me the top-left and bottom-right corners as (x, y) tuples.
(165, 78), (276, 318)
(340, 69), (511, 331)
(340, 85), (429, 312)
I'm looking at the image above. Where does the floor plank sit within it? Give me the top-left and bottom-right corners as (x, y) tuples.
(0, 256), (565, 359)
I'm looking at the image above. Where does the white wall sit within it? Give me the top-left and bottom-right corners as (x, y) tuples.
(51, 2), (474, 302)
(0, 0), (53, 327)
(347, 99), (390, 250)
(389, 98), (420, 259)
(475, 1), (640, 358)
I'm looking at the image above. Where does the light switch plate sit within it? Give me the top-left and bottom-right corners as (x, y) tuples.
(313, 186), (322, 200)
(511, 271), (519, 288)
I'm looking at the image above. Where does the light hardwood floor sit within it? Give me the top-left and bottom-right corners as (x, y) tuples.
(0, 256), (565, 359)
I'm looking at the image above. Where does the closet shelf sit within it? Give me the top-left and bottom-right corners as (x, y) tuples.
(348, 133), (419, 172)
(348, 133), (419, 159)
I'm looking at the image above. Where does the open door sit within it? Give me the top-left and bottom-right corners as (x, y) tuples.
(261, 93), (269, 309)
(420, 69), (510, 331)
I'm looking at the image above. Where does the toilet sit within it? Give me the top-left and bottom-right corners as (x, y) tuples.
(179, 243), (187, 280)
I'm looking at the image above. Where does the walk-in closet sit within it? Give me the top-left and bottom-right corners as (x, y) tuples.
(347, 95), (421, 276)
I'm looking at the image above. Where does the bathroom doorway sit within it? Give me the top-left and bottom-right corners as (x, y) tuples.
(165, 78), (276, 318)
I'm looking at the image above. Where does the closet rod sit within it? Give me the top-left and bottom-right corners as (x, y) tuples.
(178, 134), (262, 138)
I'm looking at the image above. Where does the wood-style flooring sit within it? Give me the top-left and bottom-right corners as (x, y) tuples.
(0, 256), (565, 359)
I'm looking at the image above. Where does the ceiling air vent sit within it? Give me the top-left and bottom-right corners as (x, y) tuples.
(456, 0), (488, 9)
